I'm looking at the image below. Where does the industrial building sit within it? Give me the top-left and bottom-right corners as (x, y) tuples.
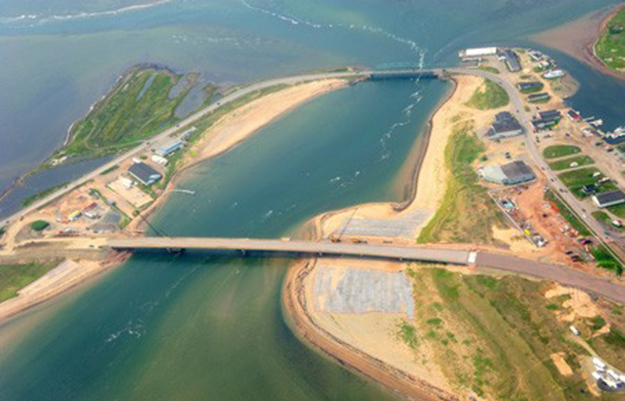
(458, 47), (498, 59)
(498, 49), (521, 72)
(486, 111), (524, 140)
(481, 161), (535, 185)
(592, 190), (625, 208)
(156, 140), (183, 157)
(128, 162), (162, 186)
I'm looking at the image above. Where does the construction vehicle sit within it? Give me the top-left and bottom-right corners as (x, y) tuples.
(330, 235), (341, 243)
(351, 238), (363, 244)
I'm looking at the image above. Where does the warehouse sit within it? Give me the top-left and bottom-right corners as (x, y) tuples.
(527, 93), (550, 103)
(481, 161), (535, 185)
(486, 111), (524, 140)
(458, 47), (498, 58)
(128, 162), (162, 186)
(156, 140), (183, 157)
(499, 49), (521, 72)
(592, 190), (625, 208)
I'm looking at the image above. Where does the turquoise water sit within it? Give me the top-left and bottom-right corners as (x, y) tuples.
(0, 0), (621, 192)
(1, 1), (624, 399)
(0, 80), (446, 400)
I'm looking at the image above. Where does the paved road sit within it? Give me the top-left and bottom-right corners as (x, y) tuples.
(0, 68), (439, 230)
(105, 237), (472, 265)
(100, 236), (625, 304)
(450, 68), (625, 261)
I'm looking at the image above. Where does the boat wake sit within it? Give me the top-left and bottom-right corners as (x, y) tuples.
(240, 0), (426, 59)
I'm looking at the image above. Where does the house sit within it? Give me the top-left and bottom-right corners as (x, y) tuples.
(517, 81), (542, 92)
(499, 49), (521, 72)
(582, 184), (598, 195)
(566, 110), (582, 122)
(527, 93), (550, 103)
(486, 111), (524, 140)
(128, 162), (162, 186)
(481, 161), (535, 185)
(156, 140), (183, 157)
(592, 190), (625, 208)
(538, 110), (561, 121)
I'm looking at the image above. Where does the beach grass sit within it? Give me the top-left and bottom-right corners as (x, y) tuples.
(21, 182), (68, 208)
(465, 79), (509, 110)
(594, 7), (625, 76)
(548, 155), (595, 171)
(477, 66), (499, 74)
(0, 261), (60, 303)
(53, 66), (195, 161)
(407, 267), (625, 401)
(417, 121), (507, 244)
(543, 145), (581, 159)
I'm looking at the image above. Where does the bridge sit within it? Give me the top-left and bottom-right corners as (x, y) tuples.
(98, 237), (625, 304)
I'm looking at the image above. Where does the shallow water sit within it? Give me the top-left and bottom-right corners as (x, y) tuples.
(0, 79), (446, 401)
(1, 1), (624, 399)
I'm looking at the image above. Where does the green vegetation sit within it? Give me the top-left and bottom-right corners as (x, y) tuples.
(591, 245), (623, 275)
(53, 66), (196, 161)
(0, 227), (5, 237)
(478, 66), (500, 74)
(21, 182), (68, 208)
(543, 144), (581, 159)
(397, 320), (419, 349)
(30, 220), (50, 231)
(592, 211), (625, 230)
(607, 203), (625, 219)
(594, 7), (625, 76)
(155, 84), (290, 189)
(558, 167), (617, 199)
(519, 82), (544, 94)
(547, 155), (594, 171)
(99, 165), (119, 175)
(407, 268), (625, 401)
(0, 261), (60, 302)
(418, 121), (507, 244)
(466, 79), (509, 110)
(544, 190), (590, 236)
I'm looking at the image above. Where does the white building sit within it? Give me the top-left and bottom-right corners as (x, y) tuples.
(459, 47), (498, 58)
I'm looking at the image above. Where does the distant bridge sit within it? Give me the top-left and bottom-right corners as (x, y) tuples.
(99, 237), (625, 304)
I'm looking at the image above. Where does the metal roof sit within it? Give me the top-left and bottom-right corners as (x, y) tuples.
(501, 161), (534, 180)
(128, 162), (161, 183)
(594, 190), (625, 205)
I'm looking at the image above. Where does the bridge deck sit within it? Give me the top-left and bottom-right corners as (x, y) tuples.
(106, 237), (471, 265)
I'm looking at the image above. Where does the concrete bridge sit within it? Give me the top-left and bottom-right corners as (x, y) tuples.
(99, 237), (625, 304)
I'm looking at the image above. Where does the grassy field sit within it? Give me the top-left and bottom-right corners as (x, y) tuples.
(591, 245), (623, 275)
(591, 211), (625, 231)
(403, 267), (624, 401)
(607, 203), (625, 219)
(418, 121), (508, 244)
(477, 66), (499, 74)
(0, 261), (60, 302)
(30, 220), (49, 231)
(543, 145), (582, 159)
(557, 168), (617, 198)
(466, 79), (509, 110)
(594, 7), (625, 75)
(548, 155), (595, 171)
(52, 66), (196, 161)
(21, 182), (68, 208)
(545, 189), (591, 236)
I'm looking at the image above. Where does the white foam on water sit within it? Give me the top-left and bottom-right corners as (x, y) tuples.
(0, 0), (172, 25)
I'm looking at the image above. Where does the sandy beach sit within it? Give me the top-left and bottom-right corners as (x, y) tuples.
(129, 78), (348, 231)
(283, 258), (461, 401)
(282, 75), (486, 401)
(314, 75), (483, 244)
(531, 4), (624, 80)
(1, 79), (348, 322)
